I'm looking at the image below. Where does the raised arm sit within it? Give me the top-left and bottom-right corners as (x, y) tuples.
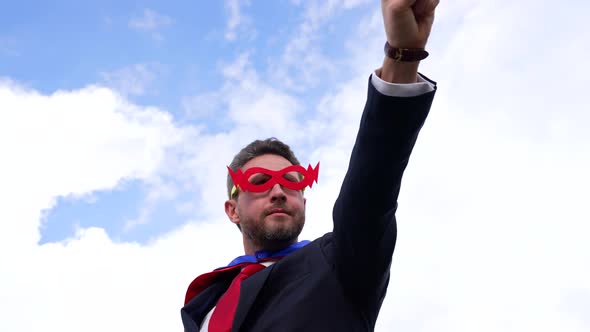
(329, 0), (439, 324)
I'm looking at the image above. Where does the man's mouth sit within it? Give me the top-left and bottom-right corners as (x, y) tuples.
(268, 208), (289, 216)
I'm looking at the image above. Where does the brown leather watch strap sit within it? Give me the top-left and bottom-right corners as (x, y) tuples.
(384, 41), (429, 62)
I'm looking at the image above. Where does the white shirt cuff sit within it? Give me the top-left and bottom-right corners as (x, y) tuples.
(371, 70), (435, 97)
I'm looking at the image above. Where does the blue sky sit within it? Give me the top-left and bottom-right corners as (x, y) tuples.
(2, 0), (372, 245)
(1, 1), (363, 107)
(1, 1), (590, 331)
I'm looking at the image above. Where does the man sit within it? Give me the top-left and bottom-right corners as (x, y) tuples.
(181, 0), (439, 330)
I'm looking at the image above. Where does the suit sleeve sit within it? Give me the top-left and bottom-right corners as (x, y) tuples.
(330, 74), (436, 320)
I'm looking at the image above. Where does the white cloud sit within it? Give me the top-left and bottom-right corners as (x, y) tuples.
(122, 176), (178, 231)
(0, 79), (210, 331)
(128, 8), (174, 41)
(99, 63), (165, 97)
(370, 1), (589, 330)
(182, 91), (223, 121)
(303, 0), (372, 25)
(184, 52), (306, 142)
(224, 0), (254, 41)
(268, 0), (372, 91)
(0, 81), (184, 248)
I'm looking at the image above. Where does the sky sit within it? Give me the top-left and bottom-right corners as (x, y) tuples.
(1, 0), (589, 331)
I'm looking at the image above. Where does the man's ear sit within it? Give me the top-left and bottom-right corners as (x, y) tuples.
(224, 199), (240, 226)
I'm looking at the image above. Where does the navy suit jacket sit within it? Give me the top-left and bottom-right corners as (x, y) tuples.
(181, 76), (436, 331)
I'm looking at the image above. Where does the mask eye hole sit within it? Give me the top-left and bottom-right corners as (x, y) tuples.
(248, 173), (271, 185)
(283, 172), (303, 183)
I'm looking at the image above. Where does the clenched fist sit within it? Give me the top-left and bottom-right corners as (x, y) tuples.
(381, 0), (439, 49)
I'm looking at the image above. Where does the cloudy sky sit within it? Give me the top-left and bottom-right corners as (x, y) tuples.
(1, 0), (589, 331)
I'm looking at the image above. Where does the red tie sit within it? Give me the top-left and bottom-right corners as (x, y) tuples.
(208, 263), (266, 332)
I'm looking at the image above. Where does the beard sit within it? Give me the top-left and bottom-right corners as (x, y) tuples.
(240, 209), (305, 251)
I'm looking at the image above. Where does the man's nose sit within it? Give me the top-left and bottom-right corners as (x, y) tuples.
(269, 183), (287, 202)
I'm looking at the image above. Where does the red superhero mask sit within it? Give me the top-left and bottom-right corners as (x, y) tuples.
(227, 163), (320, 196)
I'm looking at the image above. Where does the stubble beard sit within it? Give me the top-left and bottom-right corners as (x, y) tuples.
(241, 211), (305, 251)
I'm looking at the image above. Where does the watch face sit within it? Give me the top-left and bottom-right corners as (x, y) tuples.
(393, 49), (403, 61)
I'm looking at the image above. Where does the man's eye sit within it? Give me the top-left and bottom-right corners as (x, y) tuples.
(249, 174), (270, 185)
(283, 173), (302, 182)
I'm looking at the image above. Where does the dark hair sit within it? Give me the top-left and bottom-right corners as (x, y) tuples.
(227, 137), (301, 200)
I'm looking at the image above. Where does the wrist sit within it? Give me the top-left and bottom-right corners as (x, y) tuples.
(379, 57), (419, 84)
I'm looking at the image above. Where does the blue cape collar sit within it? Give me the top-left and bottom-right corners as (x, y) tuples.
(220, 240), (311, 269)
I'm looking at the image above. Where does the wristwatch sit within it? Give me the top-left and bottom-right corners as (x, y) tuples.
(384, 41), (429, 62)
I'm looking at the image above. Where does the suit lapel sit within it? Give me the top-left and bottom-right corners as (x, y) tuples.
(231, 263), (275, 331)
(182, 278), (233, 332)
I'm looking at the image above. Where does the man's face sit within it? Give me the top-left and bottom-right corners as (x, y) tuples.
(226, 154), (306, 250)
